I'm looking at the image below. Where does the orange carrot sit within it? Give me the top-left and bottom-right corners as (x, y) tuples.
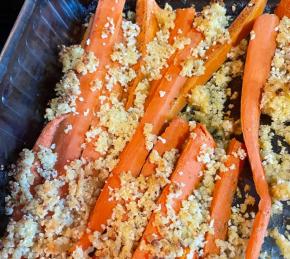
(133, 124), (215, 259)
(81, 28), (125, 162)
(203, 139), (246, 256)
(74, 29), (203, 251)
(144, 8), (196, 109)
(241, 14), (279, 259)
(125, 0), (160, 109)
(50, 0), (126, 174)
(141, 117), (190, 177)
(29, 115), (68, 188)
(275, 0), (290, 18)
(168, 0), (267, 120)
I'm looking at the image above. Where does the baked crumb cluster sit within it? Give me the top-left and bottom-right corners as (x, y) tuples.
(1, 148), (108, 258)
(259, 16), (290, 258)
(181, 3), (230, 77)
(86, 150), (178, 258)
(185, 39), (248, 144)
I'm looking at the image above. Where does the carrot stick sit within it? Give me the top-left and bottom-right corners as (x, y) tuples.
(50, 0), (126, 174)
(141, 117), (190, 177)
(168, 0), (267, 121)
(81, 28), (125, 161)
(133, 124), (215, 259)
(144, 8), (196, 109)
(125, 0), (160, 109)
(203, 139), (246, 256)
(241, 14), (279, 259)
(74, 29), (203, 251)
(275, 0), (290, 18)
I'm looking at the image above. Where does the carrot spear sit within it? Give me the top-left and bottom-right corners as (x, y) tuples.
(203, 139), (246, 256)
(241, 14), (279, 259)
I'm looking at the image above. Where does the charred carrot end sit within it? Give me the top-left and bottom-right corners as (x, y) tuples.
(275, 0), (290, 19)
(141, 117), (190, 177)
(144, 8), (196, 109)
(241, 14), (279, 259)
(133, 124), (215, 259)
(204, 139), (246, 256)
(168, 0), (267, 121)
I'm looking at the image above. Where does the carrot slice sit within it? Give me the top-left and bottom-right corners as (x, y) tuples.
(51, 0), (126, 174)
(241, 14), (279, 259)
(203, 139), (246, 256)
(125, 0), (160, 109)
(275, 0), (290, 18)
(144, 8), (196, 109)
(168, 0), (267, 120)
(141, 117), (190, 177)
(133, 124), (215, 259)
(74, 30), (203, 251)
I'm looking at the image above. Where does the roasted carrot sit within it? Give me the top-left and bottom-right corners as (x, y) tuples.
(49, 0), (126, 174)
(168, 0), (267, 120)
(74, 29), (203, 251)
(28, 115), (68, 189)
(203, 139), (246, 256)
(133, 124), (215, 259)
(81, 28), (125, 161)
(275, 0), (290, 18)
(241, 14), (279, 259)
(141, 117), (190, 177)
(125, 0), (160, 109)
(144, 8), (196, 109)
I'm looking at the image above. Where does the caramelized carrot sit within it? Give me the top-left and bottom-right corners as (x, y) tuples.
(50, 0), (126, 174)
(203, 139), (246, 256)
(144, 8), (196, 109)
(133, 124), (215, 259)
(81, 29), (125, 161)
(30, 115), (68, 187)
(168, 0), (267, 120)
(74, 29), (203, 251)
(141, 117), (190, 177)
(125, 0), (160, 109)
(241, 14), (279, 259)
(275, 0), (290, 18)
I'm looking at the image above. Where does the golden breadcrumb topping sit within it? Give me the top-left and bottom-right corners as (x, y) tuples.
(88, 150), (178, 258)
(181, 3), (230, 77)
(185, 39), (247, 143)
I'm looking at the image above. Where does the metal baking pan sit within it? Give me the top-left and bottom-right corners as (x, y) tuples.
(0, 0), (286, 257)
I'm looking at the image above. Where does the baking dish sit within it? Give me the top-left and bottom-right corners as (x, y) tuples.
(0, 0), (286, 257)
